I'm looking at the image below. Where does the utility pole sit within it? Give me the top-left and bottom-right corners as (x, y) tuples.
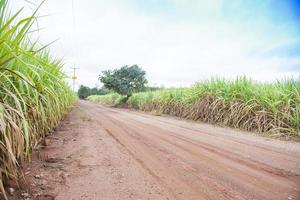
(70, 66), (79, 92)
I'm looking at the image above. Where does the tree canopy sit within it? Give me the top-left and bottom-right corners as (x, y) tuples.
(77, 85), (110, 99)
(99, 65), (147, 98)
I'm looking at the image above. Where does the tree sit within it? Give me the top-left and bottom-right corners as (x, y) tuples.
(97, 87), (110, 95)
(77, 85), (110, 99)
(77, 85), (91, 99)
(99, 65), (147, 101)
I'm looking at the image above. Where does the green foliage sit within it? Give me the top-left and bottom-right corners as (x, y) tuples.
(99, 65), (147, 98)
(77, 85), (90, 99)
(140, 86), (164, 92)
(90, 77), (300, 138)
(0, 0), (75, 196)
(87, 93), (124, 105)
(77, 85), (110, 99)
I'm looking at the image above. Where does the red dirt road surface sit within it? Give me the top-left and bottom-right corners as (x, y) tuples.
(11, 100), (300, 200)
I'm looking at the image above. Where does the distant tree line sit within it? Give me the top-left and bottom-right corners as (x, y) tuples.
(77, 85), (110, 99)
(140, 86), (163, 92)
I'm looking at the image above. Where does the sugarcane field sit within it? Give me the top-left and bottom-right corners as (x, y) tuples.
(1, 0), (300, 200)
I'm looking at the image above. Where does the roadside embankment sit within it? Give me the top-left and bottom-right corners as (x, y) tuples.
(88, 77), (300, 140)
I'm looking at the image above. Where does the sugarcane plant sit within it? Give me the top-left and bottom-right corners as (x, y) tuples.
(0, 0), (75, 198)
(89, 77), (300, 139)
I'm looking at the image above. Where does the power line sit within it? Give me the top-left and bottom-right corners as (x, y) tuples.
(70, 0), (79, 92)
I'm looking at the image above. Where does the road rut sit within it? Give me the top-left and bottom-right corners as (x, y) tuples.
(13, 100), (300, 200)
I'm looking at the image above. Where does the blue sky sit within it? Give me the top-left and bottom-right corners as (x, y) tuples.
(131, 0), (300, 59)
(11, 0), (300, 88)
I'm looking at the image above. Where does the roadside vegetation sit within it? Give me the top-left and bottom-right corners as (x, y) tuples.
(77, 85), (110, 99)
(88, 93), (126, 105)
(88, 77), (300, 139)
(0, 0), (74, 197)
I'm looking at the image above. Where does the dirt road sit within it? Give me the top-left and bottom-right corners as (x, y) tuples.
(14, 100), (300, 200)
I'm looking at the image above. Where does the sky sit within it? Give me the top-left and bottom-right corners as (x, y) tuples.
(10, 0), (300, 89)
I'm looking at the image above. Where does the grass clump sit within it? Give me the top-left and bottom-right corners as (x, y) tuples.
(87, 93), (124, 105)
(90, 77), (300, 139)
(0, 0), (75, 197)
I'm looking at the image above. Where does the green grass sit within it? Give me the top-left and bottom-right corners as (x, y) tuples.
(87, 93), (124, 105)
(89, 77), (300, 139)
(0, 0), (75, 197)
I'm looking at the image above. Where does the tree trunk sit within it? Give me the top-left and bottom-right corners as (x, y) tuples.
(124, 94), (132, 102)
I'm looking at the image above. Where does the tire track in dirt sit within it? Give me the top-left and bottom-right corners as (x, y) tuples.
(84, 101), (300, 200)
(12, 101), (299, 200)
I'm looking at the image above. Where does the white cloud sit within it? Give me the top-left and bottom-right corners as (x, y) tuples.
(10, 0), (300, 89)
